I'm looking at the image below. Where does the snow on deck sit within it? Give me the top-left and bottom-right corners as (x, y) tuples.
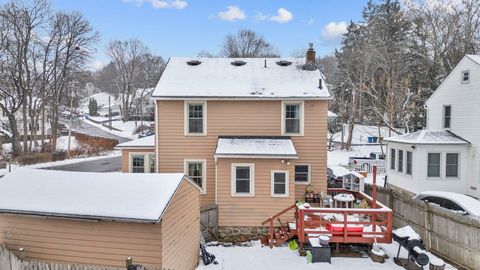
(0, 168), (186, 222)
(152, 58), (331, 99)
(116, 135), (154, 148)
(215, 137), (297, 158)
(385, 130), (469, 145)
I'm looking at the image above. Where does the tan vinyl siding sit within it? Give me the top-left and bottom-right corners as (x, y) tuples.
(121, 149), (155, 173)
(217, 158), (295, 227)
(156, 100), (328, 207)
(0, 215), (162, 267)
(161, 179), (200, 270)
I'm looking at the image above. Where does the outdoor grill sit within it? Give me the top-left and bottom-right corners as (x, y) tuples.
(393, 231), (429, 269)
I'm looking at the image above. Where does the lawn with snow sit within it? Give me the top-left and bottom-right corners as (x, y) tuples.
(82, 118), (141, 139)
(197, 241), (456, 270)
(332, 124), (402, 145)
(1, 136), (79, 153)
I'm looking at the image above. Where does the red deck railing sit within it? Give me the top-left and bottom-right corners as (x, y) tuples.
(261, 189), (393, 249)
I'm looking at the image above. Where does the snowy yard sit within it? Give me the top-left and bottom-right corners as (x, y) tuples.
(82, 117), (151, 140)
(1, 136), (80, 153)
(198, 241), (456, 270)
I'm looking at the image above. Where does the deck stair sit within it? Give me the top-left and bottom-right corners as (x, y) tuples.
(261, 204), (298, 247)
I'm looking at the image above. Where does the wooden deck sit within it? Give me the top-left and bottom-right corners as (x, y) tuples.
(261, 188), (393, 249)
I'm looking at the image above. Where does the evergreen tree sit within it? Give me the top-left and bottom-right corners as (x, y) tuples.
(88, 99), (98, 116)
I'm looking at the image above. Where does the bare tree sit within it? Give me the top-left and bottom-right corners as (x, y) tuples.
(220, 29), (279, 58)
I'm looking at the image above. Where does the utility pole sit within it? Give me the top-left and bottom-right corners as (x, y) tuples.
(67, 85), (74, 159)
(108, 94), (112, 130)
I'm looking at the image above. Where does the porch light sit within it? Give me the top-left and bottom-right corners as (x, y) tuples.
(18, 248), (26, 260)
(126, 257), (133, 267)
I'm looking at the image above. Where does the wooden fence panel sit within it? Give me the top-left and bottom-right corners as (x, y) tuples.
(200, 204), (218, 242)
(365, 184), (480, 270)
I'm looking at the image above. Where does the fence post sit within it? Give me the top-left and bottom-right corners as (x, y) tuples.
(388, 188), (394, 210)
(423, 201), (432, 251)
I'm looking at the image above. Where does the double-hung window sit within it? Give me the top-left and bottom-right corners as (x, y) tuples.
(131, 154), (145, 173)
(406, 151), (412, 175)
(186, 102), (206, 135)
(282, 102), (303, 135)
(185, 160), (206, 193)
(443, 105), (451, 129)
(427, 153), (441, 177)
(272, 171), (289, 197)
(294, 165), (310, 184)
(462, 70), (470, 84)
(398, 150), (404, 173)
(446, 153), (459, 178)
(390, 148), (396, 170)
(232, 164), (254, 196)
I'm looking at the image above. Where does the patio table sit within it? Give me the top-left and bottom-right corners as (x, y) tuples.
(333, 193), (355, 208)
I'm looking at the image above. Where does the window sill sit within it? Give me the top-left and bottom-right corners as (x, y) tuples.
(282, 133), (304, 137)
(272, 194), (289, 198)
(185, 133), (207, 137)
(295, 181), (311, 185)
(231, 193), (255, 197)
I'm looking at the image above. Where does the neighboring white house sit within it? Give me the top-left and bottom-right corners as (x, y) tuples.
(385, 55), (480, 199)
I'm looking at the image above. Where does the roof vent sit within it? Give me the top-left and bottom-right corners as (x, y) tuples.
(187, 60), (202, 66)
(276, 60), (292, 66)
(231, 60), (246, 66)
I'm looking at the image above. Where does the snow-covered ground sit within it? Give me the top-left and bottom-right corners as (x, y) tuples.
(197, 241), (456, 270)
(82, 117), (145, 140)
(1, 136), (80, 153)
(332, 124), (402, 145)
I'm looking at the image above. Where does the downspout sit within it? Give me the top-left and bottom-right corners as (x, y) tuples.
(155, 100), (159, 173)
(215, 156), (218, 204)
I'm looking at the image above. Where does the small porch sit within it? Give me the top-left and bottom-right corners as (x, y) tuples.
(261, 187), (393, 250)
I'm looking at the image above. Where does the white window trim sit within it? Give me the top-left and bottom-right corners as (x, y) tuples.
(406, 151), (413, 176)
(231, 163), (255, 197)
(271, 170), (289, 197)
(445, 152), (460, 179)
(442, 105), (452, 130)
(184, 159), (207, 195)
(461, 70), (470, 84)
(281, 101), (304, 136)
(397, 150), (404, 173)
(426, 152), (442, 179)
(294, 164), (311, 185)
(184, 101), (207, 136)
(390, 148), (396, 171)
(128, 152), (155, 173)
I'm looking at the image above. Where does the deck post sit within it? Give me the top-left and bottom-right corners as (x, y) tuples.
(269, 217), (274, 248)
(343, 211), (348, 242)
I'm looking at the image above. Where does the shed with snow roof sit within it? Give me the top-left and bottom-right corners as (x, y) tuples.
(116, 135), (155, 173)
(0, 168), (200, 269)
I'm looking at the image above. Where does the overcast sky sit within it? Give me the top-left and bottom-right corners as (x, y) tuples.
(47, 0), (371, 71)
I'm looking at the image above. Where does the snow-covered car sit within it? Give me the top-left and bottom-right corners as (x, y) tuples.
(413, 191), (480, 219)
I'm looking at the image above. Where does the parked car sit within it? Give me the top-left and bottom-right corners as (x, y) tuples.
(348, 152), (385, 167)
(413, 191), (480, 219)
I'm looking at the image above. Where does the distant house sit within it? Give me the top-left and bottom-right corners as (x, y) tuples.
(328, 110), (338, 127)
(117, 45), (332, 233)
(0, 168), (200, 269)
(385, 55), (480, 199)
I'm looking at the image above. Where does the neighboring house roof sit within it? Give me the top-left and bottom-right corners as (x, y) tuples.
(384, 130), (470, 145)
(466, 54), (480, 65)
(116, 135), (155, 149)
(215, 136), (297, 159)
(328, 166), (351, 177)
(0, 168), (189, 223)
(152, 58), (331, 99)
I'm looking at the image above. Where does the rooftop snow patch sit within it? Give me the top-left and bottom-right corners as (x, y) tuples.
(384, 130), (470, 145)
(215, 136), (297, 158)
(152, 57), (331, 99)
(0, 168), (188, 222)
(116, 135), (154, 148)
(466, 54), (480, 65)
(328, 111), (337, 117)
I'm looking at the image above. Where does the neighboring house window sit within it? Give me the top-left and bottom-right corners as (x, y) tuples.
(294, 164), (310, 184)
(390, 148), (396, 170)
(131, 154), (145, 173)
(427, 153), (441, 177)
(149, 154), (155, 173)
(461, 70), (470, 84)
(398, 150), (404, 173)
(185, 160), (206, 193)
(282, 102), (303, 135)
(443, 105), (451, 129)
(406, 151), (412, 175)
(130, 153), (155, 173)
(232, 164), (254, 196)
(271, 171), (289, 197)
(185, 102), (206, 135)
(446, 153), (459, 177)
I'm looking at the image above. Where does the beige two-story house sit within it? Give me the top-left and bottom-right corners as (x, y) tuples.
(117, 46), (332, 230)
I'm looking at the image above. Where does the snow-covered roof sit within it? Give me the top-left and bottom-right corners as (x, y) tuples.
(328, 111), (337, 117)
(416, 191), (480, 218)
(384, 130), (470, 145)
(0, 168), (190, 222)
(215, 136), (297, 159)
(152, 58), (331, 99)
(466, 54), (480, 65)
(328, 166), (351, 177)
(116, 135), (155, 149)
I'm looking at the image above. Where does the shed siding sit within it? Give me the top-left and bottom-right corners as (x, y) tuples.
(0, 215), (162, 267)
(217, 158), (296, 227)
(121, 149), (155, 173)
(156, 100), (328, 207)
(161, 179), (200, 270)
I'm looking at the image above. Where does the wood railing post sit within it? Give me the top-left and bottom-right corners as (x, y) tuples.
(343, 211), (348, 242)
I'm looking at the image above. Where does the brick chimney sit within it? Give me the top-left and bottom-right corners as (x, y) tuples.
(304, 43), (317, 71)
